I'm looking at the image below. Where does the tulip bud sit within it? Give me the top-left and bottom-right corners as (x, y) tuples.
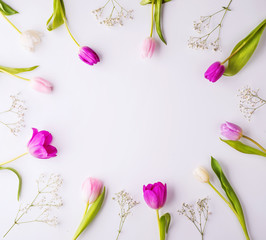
(193, 167), (210, 183)
(143, 182), (167, 209)
(30, 77), (53, 94)
(79, 46), (100, 66)
(204, 62), (225, 83)
(220, 121), (243, 141)
(141, 37), (156, 58)
(82, 178), (103, 204)
(20, 30), (41, 52)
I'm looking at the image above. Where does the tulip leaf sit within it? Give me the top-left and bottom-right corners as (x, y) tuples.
(0, 0), (18, 15)
(159, 213), (171, 240)
(140, 0), (171, 5)
(154, 0), (167, 44)
(211, 157), (249, 237)
(0, 65), (39, 75)
(224, 19), (266, 76)
(47, 0), (66, 31)
(0, 166), (22, 201)
(221, 139), (266, 157)
(73, 187), (106, 240)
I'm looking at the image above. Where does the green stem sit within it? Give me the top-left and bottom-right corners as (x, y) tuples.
(0, 152), (28, 166)
(63, 17), (80, 47)
(208, 182), (250, 240)
(156, 209), (160, 238)
(150, 0), (155, 37)
(0, 12), (21, 34)
(0, 69), (30, 82)
(243, 135), (266, 153)
(82, 202), (89, 219)
(219, 0), (232, 29)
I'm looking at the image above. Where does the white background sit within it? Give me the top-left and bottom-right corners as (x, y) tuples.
(0, 0), (265, 239)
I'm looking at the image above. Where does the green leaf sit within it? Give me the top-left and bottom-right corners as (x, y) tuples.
(224, 19), (266, 76)
(159, 213), (171, 240)
(221, 138), (266, 157)
(211, 157), (249, 238)
(0, 0), (18, 15)
(73, 187), (106, 240)
(46, 0), (66, 31)
(0, 65), (39, 75)
(0, 166), (22, 201)
(140, 0), (171, 6)
(154, 0), (167, 44)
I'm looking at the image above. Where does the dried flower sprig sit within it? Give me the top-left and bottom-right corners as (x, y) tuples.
(92, 0), (133, 27)
(113, 190), (139, 240)
(0, 93), (26, 135)
(178, 198), (210, 240)
(4, 174), (63, 238)
(188, 0), (232, 51)
(238, 86), (266, 121)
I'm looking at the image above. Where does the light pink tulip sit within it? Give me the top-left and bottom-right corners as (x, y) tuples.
(30, 77), (53, 93)
(141, 37), (156, 58)
(82, 178), (103, 204)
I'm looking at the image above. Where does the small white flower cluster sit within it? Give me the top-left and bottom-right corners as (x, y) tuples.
(4, 174), (63, 237)
(178, 198), (210, 239)
(92, 0), (133, 27)
(238, 86), (266, 121)
(113, 190), (139, 239)
(0, 93), (27, 135)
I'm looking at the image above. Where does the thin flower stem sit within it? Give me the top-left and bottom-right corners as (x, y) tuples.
(0, 152), (28, 166)
(0, 12), (21, 34)
(63, 17), (80, 48)
(219, 0), (232, 28)
(156, 209), (160, 237)
(150, 0), (155, 37)
(0, 69), (30, 82)
(243, 135), (266, 153)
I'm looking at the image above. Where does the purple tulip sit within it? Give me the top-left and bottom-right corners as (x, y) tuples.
(143, 182), (167, 209)
(79, 46), (100, 66)
(27, 128), (57, 159)
(221, 122), (243, 141)
(205, 62), (225, 83)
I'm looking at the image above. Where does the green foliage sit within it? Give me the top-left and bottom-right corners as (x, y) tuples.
(47, 0), (66, 31)
(0, 0), (18, 16)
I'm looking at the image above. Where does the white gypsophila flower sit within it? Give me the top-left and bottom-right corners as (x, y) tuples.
(20, 30), (42, 52)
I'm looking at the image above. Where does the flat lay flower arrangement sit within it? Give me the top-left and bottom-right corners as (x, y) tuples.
(0, 0), (266, 239)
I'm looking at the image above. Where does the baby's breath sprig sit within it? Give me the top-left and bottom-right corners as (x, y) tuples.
(113, 190), (139, 240)
(238, 86), (266, 121)
(178, 198), (210, 240)
(188, 0), (233, 51)
(0, 93), (26, 135)
(92, 0), (133, 27)
(4, 174), (63, 238)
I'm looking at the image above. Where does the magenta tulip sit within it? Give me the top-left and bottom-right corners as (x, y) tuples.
(141, 37), (156, 58)
(221, 122), (243, 141)
(30, 77), (53, 93)
(205, 62), (225, 82)
(27, 128), (57, 159)
(79, 46), (100, 66)
(82, 177), (103, 204)
(143, 182), (167, 209)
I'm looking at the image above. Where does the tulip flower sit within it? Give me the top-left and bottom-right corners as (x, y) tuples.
(143, 182), (171, 240)
(204, 62), (225, 82)
(141, 37), (156, 58)
(220, 121), (266, 156)
(79, 47), (100, 66)
(73, 178), (105, 240)
(193, 167), (210, 183)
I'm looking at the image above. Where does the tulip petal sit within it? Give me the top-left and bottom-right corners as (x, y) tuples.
(28, 132), (45, 148)
(144, 190), (159, 209)
(152, 183), (167, 208)
(39, 130), (53, 145)
(27, 128), (39, 147)
(45, 145), (57, 158)
(29, 145), (48, 159)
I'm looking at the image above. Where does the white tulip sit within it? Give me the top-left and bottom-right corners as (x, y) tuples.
(193, 167), (210, 183)
(20, 30), (42, 52)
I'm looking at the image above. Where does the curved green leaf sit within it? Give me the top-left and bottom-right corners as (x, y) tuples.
(73, 187), (105, 240)
(0, 166), (22, 201)
(140, 0), (171, 6)
(211, 157), (249, 238)
(154, 0), (167, 44)
(47, 0), (66, 31)
(221, 138), (266, 157)
(0, 65), (39, 75)
(224, 19), (266, 76)
(0, 0), (18, 15)
(159, 213), (171, 240)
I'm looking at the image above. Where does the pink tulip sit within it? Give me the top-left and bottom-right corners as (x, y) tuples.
(143, 182), (167, 209)
(30, 77), (53, 93)
(79, 46), (100, 66)
(221, 122), (243, 141)
(27, 128), (57, 159)
(205, 62), (225, 83)
(141, 37), (156, 58)
(82, 178), (103, 204)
